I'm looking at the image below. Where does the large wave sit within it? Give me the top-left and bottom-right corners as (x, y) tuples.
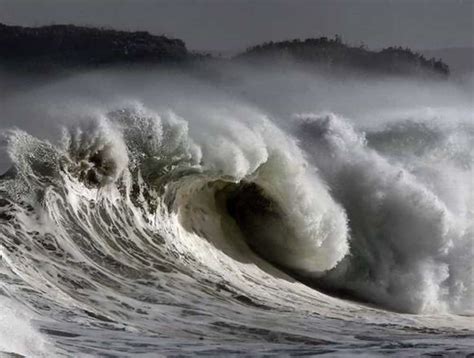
(0, 69), (473, 356)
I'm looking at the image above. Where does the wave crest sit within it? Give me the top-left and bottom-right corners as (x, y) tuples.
(0, 102), (472, 318)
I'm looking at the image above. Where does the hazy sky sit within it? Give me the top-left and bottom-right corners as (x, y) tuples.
(0, 0), (473, 52)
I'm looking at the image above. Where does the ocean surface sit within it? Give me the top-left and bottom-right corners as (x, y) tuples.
(0, 68), (473, 357)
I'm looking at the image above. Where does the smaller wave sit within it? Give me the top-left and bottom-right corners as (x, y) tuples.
(295, 113), (473, 313)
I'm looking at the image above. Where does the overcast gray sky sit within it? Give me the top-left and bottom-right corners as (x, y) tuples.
(0, 0), (472, 52)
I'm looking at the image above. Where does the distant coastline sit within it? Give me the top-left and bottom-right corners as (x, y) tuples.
(0, 23), (190, 72)
(237, 36), (450, 77)
(0, 23), (451, 77)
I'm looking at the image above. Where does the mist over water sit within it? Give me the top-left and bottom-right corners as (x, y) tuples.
(0, 65), (473, 356)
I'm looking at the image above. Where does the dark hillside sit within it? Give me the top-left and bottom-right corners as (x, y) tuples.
(0, 23), (190, 72)
(237, 36), (449, 77)
(0, 25), (450, 78)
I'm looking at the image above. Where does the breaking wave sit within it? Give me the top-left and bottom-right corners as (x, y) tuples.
(0, 73), (473, 356)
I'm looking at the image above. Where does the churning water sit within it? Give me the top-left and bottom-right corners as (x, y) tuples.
(0, 68), (472, 357)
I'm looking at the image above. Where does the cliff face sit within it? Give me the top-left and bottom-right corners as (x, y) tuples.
(237, 37), (450, 77)
(0, 23), (190, 71)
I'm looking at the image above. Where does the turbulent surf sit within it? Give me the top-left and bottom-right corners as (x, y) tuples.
(0, 69), (473, 356)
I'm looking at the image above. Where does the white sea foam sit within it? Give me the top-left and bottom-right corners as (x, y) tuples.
(0, 297), (50, 357)
(0, 68), (472, 356)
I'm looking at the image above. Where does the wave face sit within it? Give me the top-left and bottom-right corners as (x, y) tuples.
(0, 70), (473, 356)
